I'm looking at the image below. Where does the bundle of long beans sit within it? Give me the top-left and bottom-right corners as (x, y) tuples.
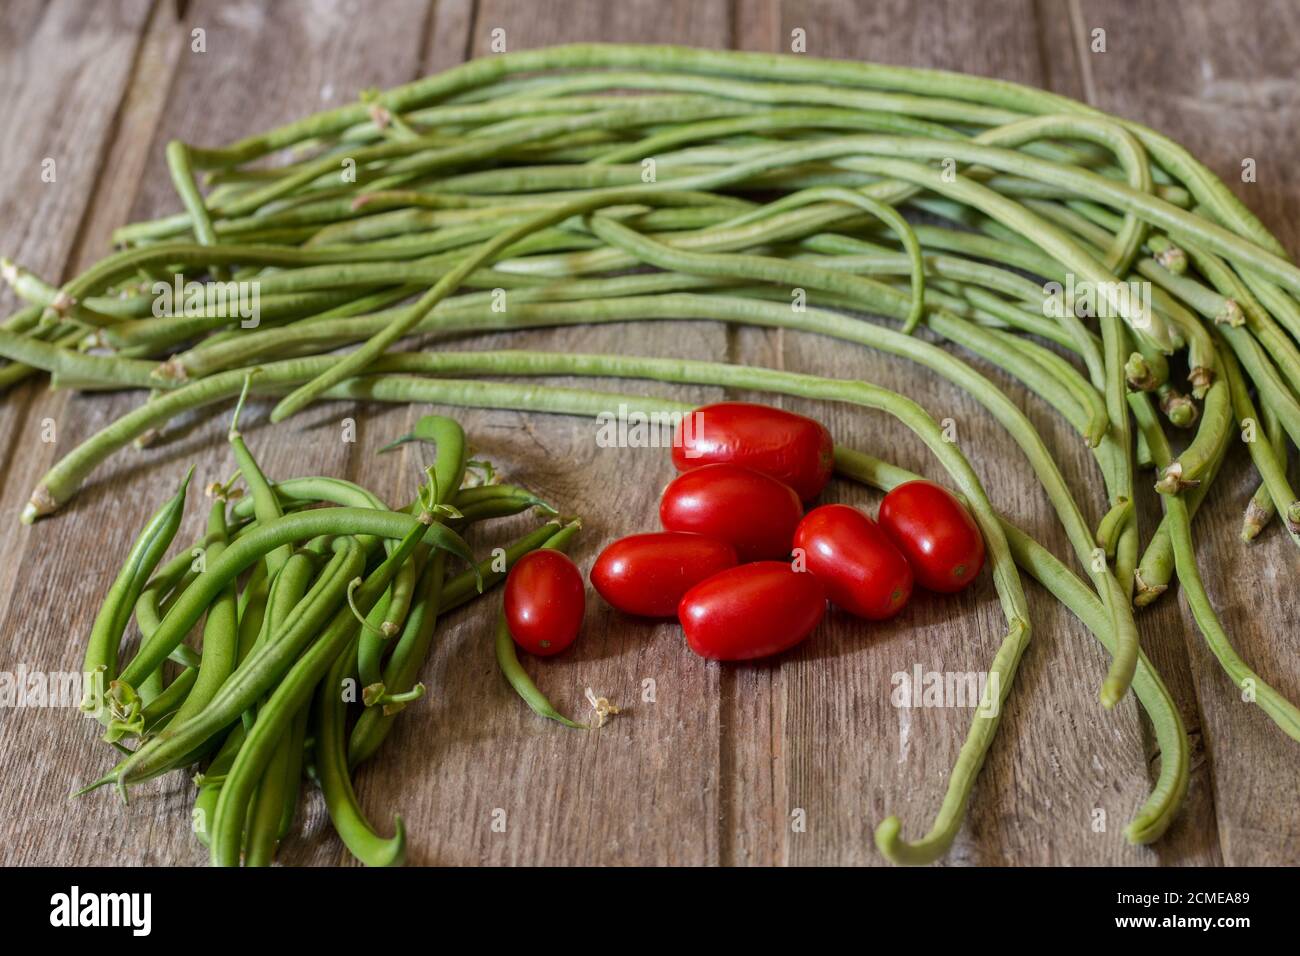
(10, 45), (1300, 865)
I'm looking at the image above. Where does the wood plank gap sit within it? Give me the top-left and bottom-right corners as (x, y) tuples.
(1066, 0), (1099, 105)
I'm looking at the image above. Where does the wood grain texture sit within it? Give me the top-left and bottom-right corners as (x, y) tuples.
(0, 0), (1295, 867)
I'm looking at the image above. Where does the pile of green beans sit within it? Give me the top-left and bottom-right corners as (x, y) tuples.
(12, 44), (1300, 865)
(73, 408), (568, 866)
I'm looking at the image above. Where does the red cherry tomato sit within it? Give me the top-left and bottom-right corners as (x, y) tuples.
(659, 463), (803, 561)
(591, 532), (738, 618)
(878, 481), (985, 593)
(678, 562), (826, 661)
(503, 550), (585, 656)
(792, 504), (912, 620)
(672, 402), (834, 501)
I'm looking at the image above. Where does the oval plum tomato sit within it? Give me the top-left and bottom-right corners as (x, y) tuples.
(677, 562), (826, 661)
(659, 463), (803, 561)
(590, 532), (738, 618)
(878, 481), (986, 593)
(503, 550), (585, 656)
(792, 504), (912, 620)
(672, 402), (834, 501)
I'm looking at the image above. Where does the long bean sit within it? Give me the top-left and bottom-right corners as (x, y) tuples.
(1128, 392), (1300, 741)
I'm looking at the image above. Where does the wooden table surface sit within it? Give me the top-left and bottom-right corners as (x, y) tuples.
(1, 0), (1297, 867)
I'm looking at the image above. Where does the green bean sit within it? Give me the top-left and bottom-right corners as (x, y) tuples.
(358, 416), (466, 691)
(112, 498), (237, 742)
(1124, 349), (1168, 393)
(113, 506), (472, 697)
(1156, 383), (1197, 429)
(227, 376), (293, 577)
(1095, 498), (1134, 559)
(357, 553), (427, 706)
(1132, 406), (1234, 607)
(135, 536), (214, 643)
(176, 45), (1281, 260)
(447, 491), (556, 528)
(246, 548), (319, 666)
(234, 561), (270, 663)
(1181, 239), (1300, 405)
(86, 536), (366, 796)
(165, 272), (728, 380)
(192, 724), (245, 847)
(119, 667), (199, 742)
(278, 706), (309, 838)
(238, 545), (321, 865)
(101, 289), (365, 352)
(1154, 378), (1232, 493)
(229, 475), (389, 518)
(244, 703), (305, 866)
(82, 468), (193, 720)
(225, 100), (760, 217)
(211, 506), (435, 866)
(314, 633), (405, 866)
(1, 258), (122, 328)
(1220, 321), (1300, 442)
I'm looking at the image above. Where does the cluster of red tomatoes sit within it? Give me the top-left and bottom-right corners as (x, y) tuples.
(502, 402), (986, 663)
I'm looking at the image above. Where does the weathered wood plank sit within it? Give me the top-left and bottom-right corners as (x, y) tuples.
(369, 0), (735, 868)
(0, 0), (161, 867)
(0, 0), (156, 631)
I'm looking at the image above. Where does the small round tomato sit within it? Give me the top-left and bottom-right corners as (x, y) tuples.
(678, 562), (826, 661)
(672, 402), (834, 501)
(659, 463), (803, 562)
(503, 550), (585, 656)
(793, 504), (912, 620)
(591, 532), (738, 618)
(878, 481), (985, 593)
